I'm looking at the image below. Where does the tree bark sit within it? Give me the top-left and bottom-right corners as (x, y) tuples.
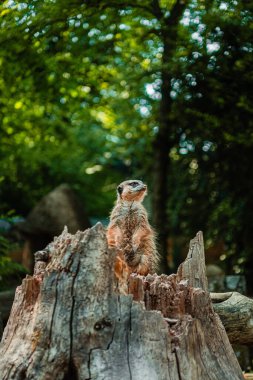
(2, 287), (253, 347)
(0, 225), (243, 379)
(211, 291), (253, 345)
(152, 0), (189, 273)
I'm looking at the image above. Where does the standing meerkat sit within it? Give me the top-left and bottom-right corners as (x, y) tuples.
(107, 179), (159, 276)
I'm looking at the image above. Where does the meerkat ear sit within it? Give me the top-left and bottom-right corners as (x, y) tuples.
(117, 186), (123, 195)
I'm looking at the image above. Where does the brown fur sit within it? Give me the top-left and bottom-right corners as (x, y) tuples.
(107, 180), (159, 276)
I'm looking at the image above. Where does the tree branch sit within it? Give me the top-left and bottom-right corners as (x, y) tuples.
(165, 0), (188, 28)
(151, 0), (163, 20)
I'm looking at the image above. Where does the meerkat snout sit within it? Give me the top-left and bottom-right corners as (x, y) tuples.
(117, 180), (147, 202)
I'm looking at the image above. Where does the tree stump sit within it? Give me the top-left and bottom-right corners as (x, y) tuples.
(0, 224), (243, 380)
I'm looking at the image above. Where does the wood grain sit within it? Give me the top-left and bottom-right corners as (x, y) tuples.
(0, 225), (244, 379)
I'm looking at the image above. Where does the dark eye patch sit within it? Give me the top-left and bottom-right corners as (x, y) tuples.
(130, 182), (139, 187)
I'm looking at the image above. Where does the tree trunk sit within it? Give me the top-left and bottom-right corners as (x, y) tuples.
(0, 225), (243, 379)
(152, 0), (189, 273)
(1, 283), (253, 347)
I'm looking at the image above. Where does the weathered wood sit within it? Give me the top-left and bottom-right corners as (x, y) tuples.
(129, 232), (244, 379)
(177, 232), (208, 291)
(211, 291), (253, 345)
(2, 288), (253, 347)
(0, 226), (243, 380)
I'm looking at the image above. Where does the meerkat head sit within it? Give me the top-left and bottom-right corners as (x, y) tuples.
(117, 180), (147, 202)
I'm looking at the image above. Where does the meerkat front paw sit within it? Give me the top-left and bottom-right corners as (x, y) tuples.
(132, 242), (139, 252)
(132, 236), (141, 252)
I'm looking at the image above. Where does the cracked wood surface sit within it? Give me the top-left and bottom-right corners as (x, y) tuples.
(0, 225), (243, 379)
(211, 291), (253, 345)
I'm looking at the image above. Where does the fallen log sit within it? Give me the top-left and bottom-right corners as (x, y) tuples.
(0, 225), (244, 379)
(211, 291), (253, 345)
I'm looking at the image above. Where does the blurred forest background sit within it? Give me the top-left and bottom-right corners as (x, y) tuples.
(0, 0), (253, 291)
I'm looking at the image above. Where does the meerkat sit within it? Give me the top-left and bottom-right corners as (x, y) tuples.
(107, 179), (159, 276)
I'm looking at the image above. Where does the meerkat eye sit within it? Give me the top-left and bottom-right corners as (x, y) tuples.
(117, 186), (123, 194)
(131, 182), (139, 188)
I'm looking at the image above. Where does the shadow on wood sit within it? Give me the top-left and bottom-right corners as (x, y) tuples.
(0, 224), (243, 380)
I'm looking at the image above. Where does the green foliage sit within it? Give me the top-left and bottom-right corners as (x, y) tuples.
(0, 0), (252, 280)
(0, 213), (27, 289)
(0, 0), (159, 216)
(0, 235), (27, 291)
(0, 236), (20, 274)
(166, 0), (253, 275)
